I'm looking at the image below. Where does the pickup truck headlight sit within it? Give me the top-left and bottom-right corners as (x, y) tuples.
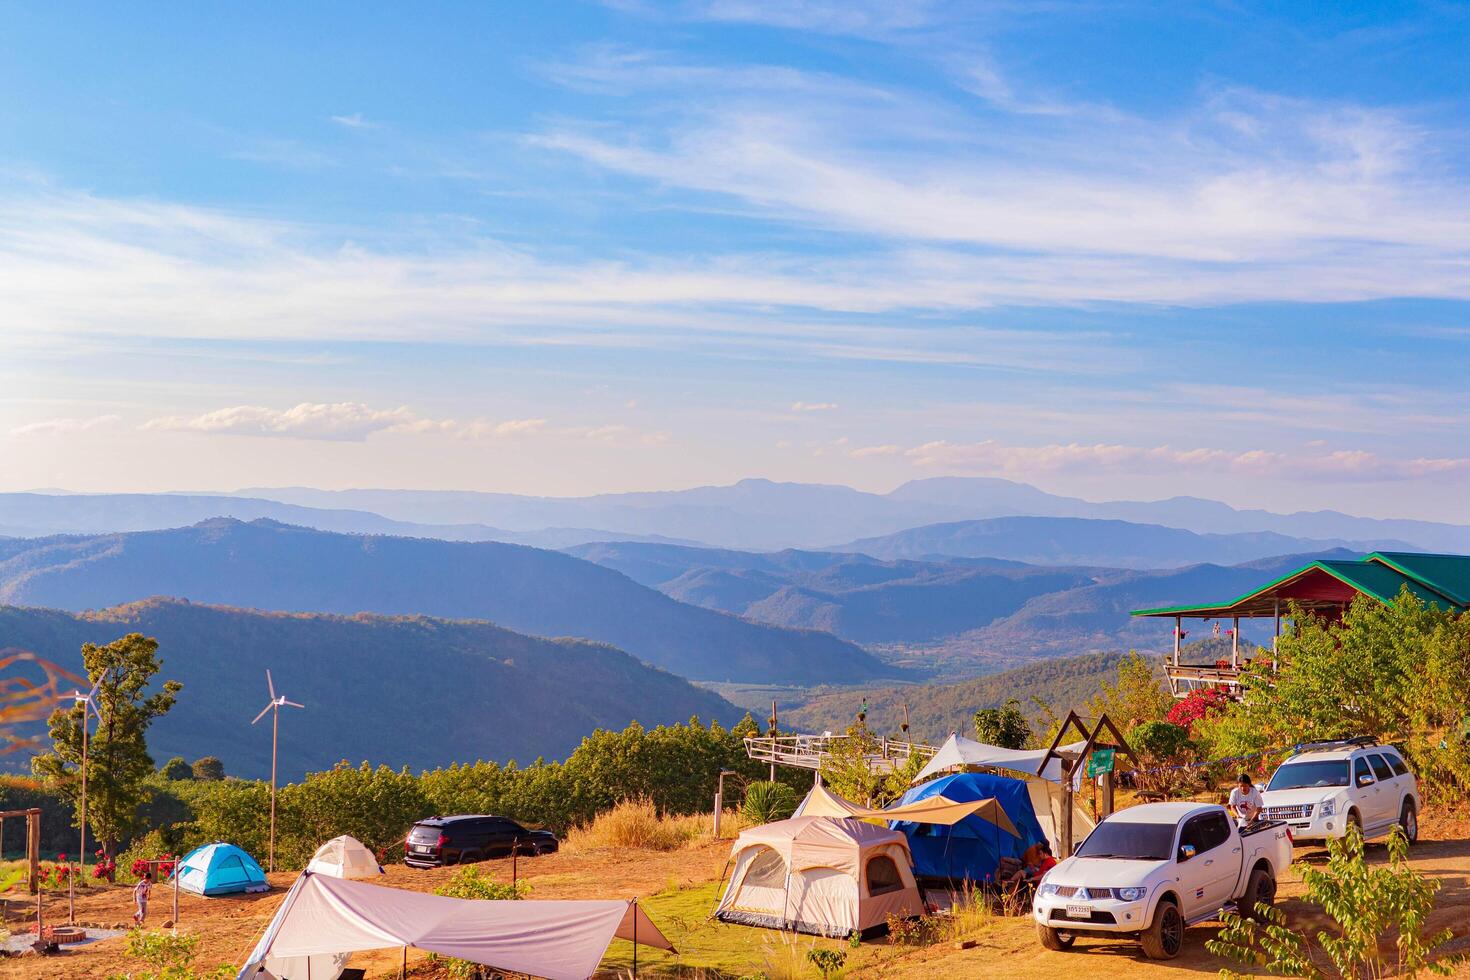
(1318, 799), (1335, 817)
(1115, 886), (1146, 902)
(1037, 883), (1061, 898)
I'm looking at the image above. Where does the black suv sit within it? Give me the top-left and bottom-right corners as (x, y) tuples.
(404, 814), (558, 868)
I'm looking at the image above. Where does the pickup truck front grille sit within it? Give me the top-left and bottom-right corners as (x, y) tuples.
(1050, 886), (1115, 900)
(1264, 804), (1314, 821)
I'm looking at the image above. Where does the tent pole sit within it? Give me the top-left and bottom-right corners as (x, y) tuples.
(400, 945), (407, 979)
(632, 898), (638, 978)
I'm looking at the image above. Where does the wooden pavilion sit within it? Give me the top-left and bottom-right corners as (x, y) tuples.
(1132, 551), (1470, 697)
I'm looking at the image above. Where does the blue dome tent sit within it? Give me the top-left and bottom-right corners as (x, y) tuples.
(174, 841), (270, 896)
(890, 772), (1047, 883)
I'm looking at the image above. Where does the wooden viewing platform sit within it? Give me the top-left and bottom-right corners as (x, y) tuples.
(744, 734), (937, 773)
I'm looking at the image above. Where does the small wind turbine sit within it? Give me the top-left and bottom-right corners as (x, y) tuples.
(65, 677), (100, 924)
(251, 669), (303, 873)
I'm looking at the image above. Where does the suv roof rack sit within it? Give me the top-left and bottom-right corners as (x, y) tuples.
(1296, 735), (1378, 753)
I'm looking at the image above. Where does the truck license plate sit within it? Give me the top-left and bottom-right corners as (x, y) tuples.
(1065, 904), (1092, 919)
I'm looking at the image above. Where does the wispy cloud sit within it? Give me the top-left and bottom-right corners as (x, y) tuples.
(329, 113), (380, 129)
(142, 403), (444, 441)
(890, 438), (1470, 483)
(10, 414), (121, 437)
(790, 401), (838, 412)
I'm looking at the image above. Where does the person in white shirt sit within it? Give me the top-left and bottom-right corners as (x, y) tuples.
(1228, 772), (1264, 827)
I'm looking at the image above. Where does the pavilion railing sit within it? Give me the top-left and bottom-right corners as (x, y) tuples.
(743, 734), (937, 772)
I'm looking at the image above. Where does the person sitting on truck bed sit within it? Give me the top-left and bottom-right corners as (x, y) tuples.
(1228, 772), (1264, 827)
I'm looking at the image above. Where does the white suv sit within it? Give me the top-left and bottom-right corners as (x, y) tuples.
(1260, 738), (1420, 845)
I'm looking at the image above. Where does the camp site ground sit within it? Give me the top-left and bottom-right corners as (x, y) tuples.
(6, 803), (1470, 978)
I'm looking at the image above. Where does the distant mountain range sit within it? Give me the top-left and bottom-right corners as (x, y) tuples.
(0, 519), (895, 685)
(240, 478), (1470, 553)
(827, 516), (1403, 567)
(569, 542), (1358, 676)
(0, 598), (742, 779)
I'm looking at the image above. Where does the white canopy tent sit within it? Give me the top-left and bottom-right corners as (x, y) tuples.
(911, 735), (1095, 846)
(237, 872), (674, 980)
(304, 836), (382, 880)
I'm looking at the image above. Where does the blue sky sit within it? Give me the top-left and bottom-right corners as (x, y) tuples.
(4, 1), (1470, 520)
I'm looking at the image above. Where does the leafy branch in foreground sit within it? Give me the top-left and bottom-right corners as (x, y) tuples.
(1207, 826), (1460, 979)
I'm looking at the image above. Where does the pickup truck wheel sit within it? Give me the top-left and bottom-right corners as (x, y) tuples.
(1346, 809), (1362, 837)
(1036, 922), (1076, 951)
(1140, 899), (1184, 960)
(1400, 801), (1418, 844)
(1240, 867), (1276, 921)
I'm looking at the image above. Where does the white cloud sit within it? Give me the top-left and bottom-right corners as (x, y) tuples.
(790, 401), (838, 412)
(10, 414), (121, 437)
(142, 403), (440, 441)
(895, 439), (1470, 483)
(330, 113), (379, 129)
(850, 443), (903, 457)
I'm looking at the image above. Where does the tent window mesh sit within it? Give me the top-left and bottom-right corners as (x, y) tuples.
(866, 855), (904, 896)
(742, 847), (788, 889)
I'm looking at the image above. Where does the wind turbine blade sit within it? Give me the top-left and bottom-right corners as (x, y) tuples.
(266, 668), (276, 700)
(282, 700), (305, 709)
(251, 703), (274, 725)
(87, 677), (101, 700)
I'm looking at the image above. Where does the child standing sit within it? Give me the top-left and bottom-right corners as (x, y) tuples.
(133, 872), (152, 926)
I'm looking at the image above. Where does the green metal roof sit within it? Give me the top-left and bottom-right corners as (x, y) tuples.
(1366, 552), (1470, 606)
(1131, 552), (1468, 619)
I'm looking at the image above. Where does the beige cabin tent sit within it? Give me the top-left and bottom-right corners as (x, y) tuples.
(715, 816), (923, 937)
(305, 835), (382, 880)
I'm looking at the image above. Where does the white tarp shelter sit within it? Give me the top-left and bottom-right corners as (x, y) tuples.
(237, 872), (674, 980)
(911, 734), (1095, 843)
(304, 836), (382, 880)
(714, 816), (923, 937)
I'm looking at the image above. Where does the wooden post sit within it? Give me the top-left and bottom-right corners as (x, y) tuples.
(28, 809), (40, 895)
(1173, 616), (1181, 667)
(1060, 759), (1074, 858)
(1231, 616), (1240, 668)
(712, 788), (722, 840)
(1273, 599), (1281, 670)
(79, 705), (88, 896)
(1100, 770), (1115, 818)
(173, 860), (179, 926)
(400, 945), (407, 979)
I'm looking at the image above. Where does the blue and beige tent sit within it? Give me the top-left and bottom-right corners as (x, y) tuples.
(175, 842), (270, 896)
(890, 772), (1047, 883)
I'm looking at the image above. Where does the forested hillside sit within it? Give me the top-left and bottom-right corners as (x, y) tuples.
(784, 651), (1144, 740)
(0, 598), (742, 779)
(0, 519), (896, 685)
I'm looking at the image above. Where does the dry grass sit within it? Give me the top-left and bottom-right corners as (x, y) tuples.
(564, 799), (753, 853)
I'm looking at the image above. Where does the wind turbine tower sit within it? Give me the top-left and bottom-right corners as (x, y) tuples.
(251, 669), (304, 873)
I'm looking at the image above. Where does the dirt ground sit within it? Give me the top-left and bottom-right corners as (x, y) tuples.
(6, 810), (1470, 978)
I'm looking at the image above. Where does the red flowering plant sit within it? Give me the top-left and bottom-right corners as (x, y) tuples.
(1167, 686), (1232, 732)
(93, 848), (117, 882)
(129, 851), (175, 880)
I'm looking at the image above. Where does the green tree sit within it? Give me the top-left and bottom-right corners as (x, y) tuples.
(973, 698), (1031, 748)
(32, 634), (181, 854)
(818, 721), (922, 807)
(1197, 591), (1470, 799)
(190, 757), (225, 781)
(1208, 826), (1460, 978)
(160, 757), (193, 781)
(1085, 651), (1171, 730)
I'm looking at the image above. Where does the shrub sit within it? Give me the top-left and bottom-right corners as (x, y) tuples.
(886, 912), (942, 946)
(741, 781), (798, 825)
(563, 798), (705, 852)
(191, 757), (225, 781)
(1208, 826), (1462, 978)
(434, 864), (529, 901)
(1166, 687), (1231, 732)
(160, 757), (193, 781)
(807, 947), (846, 978)
(105, 928), (233, 980)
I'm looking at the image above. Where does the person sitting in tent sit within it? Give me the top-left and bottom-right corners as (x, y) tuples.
(999, 841), (1055, 890)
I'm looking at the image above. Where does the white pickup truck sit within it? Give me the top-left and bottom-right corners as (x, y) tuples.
(1032, 801), (1293, 960)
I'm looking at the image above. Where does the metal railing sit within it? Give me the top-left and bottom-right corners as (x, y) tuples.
(743, 734), (937, 772)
